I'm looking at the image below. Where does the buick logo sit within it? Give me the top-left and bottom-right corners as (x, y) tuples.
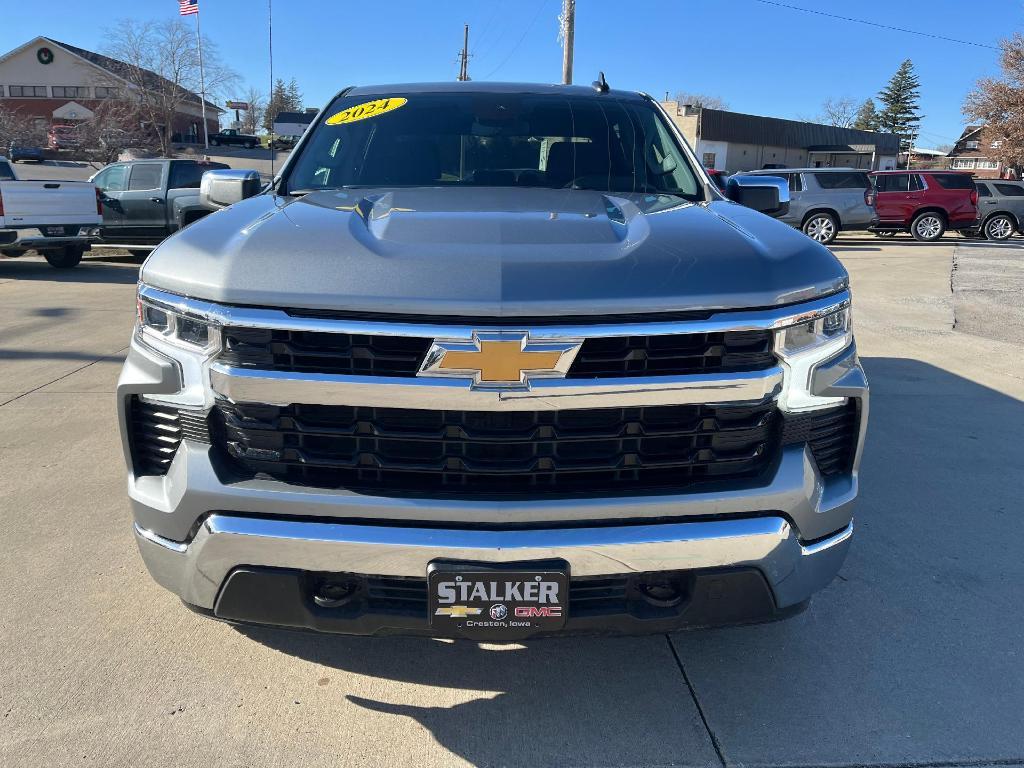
(489, 604), (508, 621)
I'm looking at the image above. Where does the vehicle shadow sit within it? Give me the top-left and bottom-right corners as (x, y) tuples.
(232, 356), (1024, 765)
(0, 256), (140, 284)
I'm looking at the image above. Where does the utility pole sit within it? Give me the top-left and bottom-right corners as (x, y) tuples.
(457, 24), (470, 81)
(561, 0), (575, 84)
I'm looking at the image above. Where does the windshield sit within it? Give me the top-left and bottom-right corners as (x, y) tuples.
(285, 91), (702, 199)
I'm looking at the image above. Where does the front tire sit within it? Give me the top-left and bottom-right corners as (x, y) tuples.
(210, 138), (220, 147)
(44, 245), (84, 269)
(984, 214), (1015, 241)
(802, 213), (839, 244)
(911, 212), (945, 242)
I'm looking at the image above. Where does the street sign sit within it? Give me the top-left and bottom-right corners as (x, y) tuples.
(225, 100), (250, 110)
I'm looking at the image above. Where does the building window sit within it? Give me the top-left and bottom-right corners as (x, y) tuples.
(965, 140), (980, 150)
(94, 86), (120, 99)
(0, 86), (4, 97)
(9, 85), (48, 97)
(950, 158), (977, 170)
(702, 152), (716, 168)
(977, 159), (999, 170)
(52, 86), (88, 98)
(991, 140), (1003, 149)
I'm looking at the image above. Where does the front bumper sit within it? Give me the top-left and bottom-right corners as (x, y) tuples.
(136, 514), (851, 636)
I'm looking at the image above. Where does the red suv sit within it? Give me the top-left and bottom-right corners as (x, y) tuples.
(869, 170), (979, 241)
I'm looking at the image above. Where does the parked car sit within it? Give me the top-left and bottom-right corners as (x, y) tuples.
(47, 124), (82, 151)
(705, 167), (728, 191)
(971, 179), (1024, 240)
(0, 156), (101, 268)
(745, 168), (874, 244)
(869, 170), (979, 242)
(120, 81), (866, 640)
(91, 158), (230, 258)
(209, 129), (259, 148)
(9, 144), (45, 163)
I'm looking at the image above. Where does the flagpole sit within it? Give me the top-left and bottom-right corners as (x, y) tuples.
(195, 3), (209, 149)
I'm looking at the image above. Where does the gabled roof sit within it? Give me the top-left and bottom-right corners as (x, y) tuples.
(0, 36), (222, 113)
(957, 125), (984, 141)
(49, 38), (223, 113)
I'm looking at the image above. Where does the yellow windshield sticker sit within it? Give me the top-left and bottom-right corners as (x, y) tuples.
(326, 97), (408, 126)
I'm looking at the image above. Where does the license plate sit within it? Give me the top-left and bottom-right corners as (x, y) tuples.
(43, 226), (67, 237)
(428, 563), (568, 639)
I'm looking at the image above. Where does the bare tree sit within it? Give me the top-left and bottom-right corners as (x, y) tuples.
(103, 19), (238, 156)
(818, 97), (859, 128)
(75, 99), (158, 165)
(673, 91), (729, 110)
(965, 33), (1024, 174)
(0, 106), (38, 151)
(239, 87), (266, 136)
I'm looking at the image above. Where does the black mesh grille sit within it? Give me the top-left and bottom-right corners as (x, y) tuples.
(218, 327), (776, 379)
(214, 400), (779, 495)
(782, 401), (859, 476)
(128, 397), (210, 476)
(569, 330), (774, 377)
(220, 327), (431, 377)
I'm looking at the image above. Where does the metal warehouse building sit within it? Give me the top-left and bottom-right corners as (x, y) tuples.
(660, 101), (900, 174)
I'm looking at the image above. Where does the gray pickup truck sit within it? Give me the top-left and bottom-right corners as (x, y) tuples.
(118, 82), (868, 640)
(91, 158), (229, 257)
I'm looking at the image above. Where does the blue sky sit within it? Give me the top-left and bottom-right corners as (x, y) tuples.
(8, 0), (1018, 148)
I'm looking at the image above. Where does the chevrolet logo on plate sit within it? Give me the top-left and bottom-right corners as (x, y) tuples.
(419, 332), (581, 389)
(435, 605), (483, 618)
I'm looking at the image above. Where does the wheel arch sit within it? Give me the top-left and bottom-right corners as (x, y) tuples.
(800, 207), (842, 229)
(982, 209), (1020, 231)
(912, 207), (948, 224)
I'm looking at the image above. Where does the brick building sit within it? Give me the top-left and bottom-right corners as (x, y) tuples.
(946, 125), (1015, 179)
(0, 36), (221, 143)
(660, 101), (900, 173)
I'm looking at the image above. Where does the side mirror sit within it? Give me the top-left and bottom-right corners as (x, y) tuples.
(199, 169), (262, 210)
(726, 175), (790, 218)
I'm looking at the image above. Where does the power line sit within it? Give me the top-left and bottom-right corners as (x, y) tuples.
(751, 0), (1000, 51)
(482, 0), (552, 80)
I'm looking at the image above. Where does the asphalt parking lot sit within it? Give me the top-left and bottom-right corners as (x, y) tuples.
(1, 238), (1023, 767)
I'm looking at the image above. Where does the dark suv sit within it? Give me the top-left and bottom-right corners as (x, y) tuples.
(869, 170), (979, 241)
(973, 180), (1024, 240)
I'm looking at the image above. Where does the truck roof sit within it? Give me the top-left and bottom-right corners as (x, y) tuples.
(343, 81), (649, 101)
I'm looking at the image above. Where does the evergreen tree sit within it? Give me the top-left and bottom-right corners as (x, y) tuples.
(263, 78), (289, 132)
(852, 99), (880, 132)
(286, 78), (304, 112)
(877, 60), (923, 150)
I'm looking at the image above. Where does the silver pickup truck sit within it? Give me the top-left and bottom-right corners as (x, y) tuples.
(118, 82), (868, 640)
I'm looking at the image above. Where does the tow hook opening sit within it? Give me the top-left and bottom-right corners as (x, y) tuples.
(311, 578), (360, 609)
(634, 574), (689, 608)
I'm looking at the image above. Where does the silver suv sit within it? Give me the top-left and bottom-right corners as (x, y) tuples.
(746, 168), (875, 244)
(118, 83), (867, 640)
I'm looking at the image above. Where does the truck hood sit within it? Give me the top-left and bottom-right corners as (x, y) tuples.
(142, 187), (848, 317)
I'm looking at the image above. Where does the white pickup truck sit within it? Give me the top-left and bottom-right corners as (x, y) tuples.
(0, 156), (101, 268)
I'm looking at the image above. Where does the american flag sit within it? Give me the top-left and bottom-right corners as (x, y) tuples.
(179, 0), (198, 15)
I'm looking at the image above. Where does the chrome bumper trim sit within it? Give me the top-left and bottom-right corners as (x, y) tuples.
(209, 363), (783, 410)
(138, 283), (851, 339)
(134, 515), (853, 611)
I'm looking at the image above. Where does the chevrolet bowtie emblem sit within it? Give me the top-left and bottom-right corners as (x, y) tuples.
(434, 605), (483, 618)
(419, 332), (582, 388)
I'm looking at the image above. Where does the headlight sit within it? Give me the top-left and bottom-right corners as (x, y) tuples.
(136, 290), (221, 352)
(775, 304), (852, 412)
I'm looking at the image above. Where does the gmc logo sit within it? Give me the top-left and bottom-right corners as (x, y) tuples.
(515, 606), (563, 618)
